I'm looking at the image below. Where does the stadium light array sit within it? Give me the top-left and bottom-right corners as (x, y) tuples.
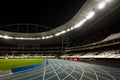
(0, 0), (113, 40)
(0, 35), (10, 39)
(98, 0), (112, 10)
(2, 35), (13, 39)
(55, 30), (67, 36)
(62, 30), (66, 34)
(67, 28), (71, 32)
(70, 27), (74, 30)
(86, 11), (95, 19)
(42, 37), (45, 39)
(98, 2), (106, 9)
(55, 33), (60, 36)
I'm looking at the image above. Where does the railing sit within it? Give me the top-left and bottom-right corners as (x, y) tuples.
(70, 38), (120, 51)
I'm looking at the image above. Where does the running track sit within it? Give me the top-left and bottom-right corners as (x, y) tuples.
(0, 59), (120, 80)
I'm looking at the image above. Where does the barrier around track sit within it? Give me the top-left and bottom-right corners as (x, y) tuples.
(11, 60), (46, 73)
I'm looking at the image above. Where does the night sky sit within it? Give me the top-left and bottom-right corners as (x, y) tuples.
(0, 0), (86, 29)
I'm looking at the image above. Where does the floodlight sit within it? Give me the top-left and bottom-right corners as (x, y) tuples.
(55, 33), (59, 36)
(86, 11), (95, 19)
(74, 18), (87, 28)
(98, 2), (106, 9)
(67, 28), (70, 32)
(70, 27), (74, 30)
(106, 0), (112, 2)
(19, 37), (24, 40)
(0, 35), (2, 37)
(42, 37), (45, 39)
(49, 35), (53, 38)
(2, 35), (13, 39)
(62, 30), (66, 34)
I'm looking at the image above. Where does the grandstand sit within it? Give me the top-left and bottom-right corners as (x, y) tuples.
(0, 0), (120, 80)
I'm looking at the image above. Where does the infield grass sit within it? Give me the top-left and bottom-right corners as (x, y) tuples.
(0, 58), (45, 71)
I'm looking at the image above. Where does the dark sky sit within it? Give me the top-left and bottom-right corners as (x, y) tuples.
(0, 0), (86, 29)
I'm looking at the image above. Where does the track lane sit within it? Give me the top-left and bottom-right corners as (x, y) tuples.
(0, 59), (120, 80)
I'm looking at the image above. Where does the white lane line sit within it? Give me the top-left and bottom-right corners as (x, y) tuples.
(73, 62), (85, 80)
(75, 62), (108, 80)
(72, 70), (94, 80)
(88, 67), (98, 80)
(84, 71), (108, 80)
(92, 65), (116, 80)
(30, 59), (64, 80)
(94, 71), (115, 80)
(63, 60), (94, 80)
(28, 61), (58, 80)
(62, 61), (77, 80)
(46, 60), (77, 80)
(67, 62), (94, 80)
(43, 61), (46, 80)
(76, 61), (120, 80)
(46, 61), (69, 80)
(49, 61), (61, 80)
(0, 72), (12, 77)
(96, 71), (115, 80)
(31, 61), (63, 80)
(77, 63), (85, 80)
(64, 61), (79, 80)
(12, 61), (56, 80)
(109, 72), (120, 76)
(63, 61), (93, 80)
(81, 63), (99, 80)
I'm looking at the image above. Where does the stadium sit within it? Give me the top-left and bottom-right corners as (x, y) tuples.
(0, 0), (120, 80)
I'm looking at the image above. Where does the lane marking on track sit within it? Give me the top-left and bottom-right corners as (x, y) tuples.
(46, 60), (77, 80)
(29, 61), (59, 80)
(63, 61), (93, 80)
(1, 59), (120, 80)
(43, 60), (46, 80)
(77, 63), (85, 80)
(46, 61), (69, 80)
(91, 65), (116, 80)
(95, 71), (116, 80)
(62, 61), (77, 80)
(87, 66), (98, 80)
(10, 61), (56, 80)
(31, 61), (63, 80)
(93, 69), (118, 80)
(74, 62), (108, 80)
(13, 64), (52, 80)
(49, 61), (61, 80)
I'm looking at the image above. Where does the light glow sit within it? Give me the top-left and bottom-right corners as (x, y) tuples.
(86, 11), (95, 19)
(0, 0), (113, 40)
(61, 30), (66, 34)
(70, 27), (74, 30)
(2, 35), (13, 39)
(98, 2), (106, 9)
(67, 28), (70, 32)
(42, 37), (45, 39)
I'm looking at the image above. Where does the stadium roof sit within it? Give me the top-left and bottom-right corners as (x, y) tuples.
(0, 0), (120, 45)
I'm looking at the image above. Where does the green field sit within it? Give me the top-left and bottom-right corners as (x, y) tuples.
(0, 58), (45, 71)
